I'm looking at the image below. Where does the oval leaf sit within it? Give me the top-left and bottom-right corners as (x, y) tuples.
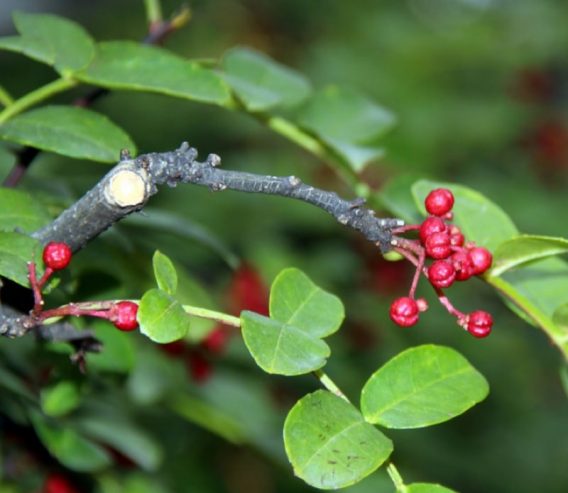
(0, 11), (95, 73)
(284, 390), (393, 490)
(0, 232), (40, 286)
(412, 180), (518, 251)
(0, 188), (50, 232)
(138, 288), (191, 343)
(78, 41), (231, 106)
(491, 235), (568, 277)
(222, 46), (311, 111)
(407, 483), (458, 493)
(298, 86), (395, 172)
(270, 267), (344, 338)
(41, 381), (81, 417)
(241, 311), (330, 375)
(78, 414), (163, 471)
(361, 345), (489, 429)
(152, 250), (177, 295)
(30, 412), (111, 472)
(0, 105), (136, 163)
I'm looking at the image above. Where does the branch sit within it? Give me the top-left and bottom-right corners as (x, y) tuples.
(32, 143), (403, 252)
(0, 305), (100, 352)
(2, 142), (402, 340)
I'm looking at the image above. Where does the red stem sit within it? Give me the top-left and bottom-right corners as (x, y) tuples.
(392, 224), (420, 235)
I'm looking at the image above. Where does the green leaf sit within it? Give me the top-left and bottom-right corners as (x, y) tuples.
(361, 345), (489, 429)
(490, 258), (568, 358)
(138, 288), (191, 343)
(0, 11), (95, 73)
(0, 232), (40, 286)
(0, 105), (136, 163)
(241, 311), (331, 375)
(77, 413), (163, 471)
(407, 483), (458, 493)
(77, 41), (231, 106)
(412, 180), (518, 251)
(298, 86), (395, 172)
(152, 250), (177, 295)
(30, 412), (111, 472)
(168, 393), (245, 445)
(499, 258), (568, 321)
(270, 267), (345, 338)
(41, 381), (81, 417)
(241, 268), (344, 375)
(222, 46), (311, 111)
(284, 390), (393, 490)
(491, 235), (568, 277)
(552, 302), (568, 332)
(0, 188), (51, 232)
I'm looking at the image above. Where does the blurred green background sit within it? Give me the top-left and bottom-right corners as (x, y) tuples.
(0, 1), (567, 492)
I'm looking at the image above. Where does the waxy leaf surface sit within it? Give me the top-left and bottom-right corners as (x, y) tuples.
(361, 345), (489, 429)
(139, 288), (191, 343)
(284, 390), (393, 490)
(0, 106), (136, 163)
(78, 42), (231, 106)
(223, 46), (311, 111)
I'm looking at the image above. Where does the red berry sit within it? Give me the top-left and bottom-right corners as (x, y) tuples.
(160, 340), (186, 358)
(44, 473), (78, 493)
(201, 326), (229, 354)
(468, 246), (493, 275)
(451, 251), (475, 281)
(229, 264), (269, 315)
(449, 225), (465, 247)
(187, 352), (213, 383)
(113, 301), (139, 331)
(42, 242), (72, 271)
(428, 260), (456, 288)
(466, 310), (493, 338)
(425, 232), (452, 259)
(425, 188), (454, 217)
(389, 297), (419, 327)
(419, 216), (447, 244)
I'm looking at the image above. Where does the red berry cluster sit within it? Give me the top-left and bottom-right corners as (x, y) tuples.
(388, 188), (494, 338)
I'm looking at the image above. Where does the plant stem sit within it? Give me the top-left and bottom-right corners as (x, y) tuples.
(386, 463), (407, 492)
(0, 78), (78, 124)
(144, 0), (163, 25)
(0, 85), (14, 107)
(182, 304), (241, 327)
(313, 369), (350, 402)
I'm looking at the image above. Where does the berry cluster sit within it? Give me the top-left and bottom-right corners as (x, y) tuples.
(28, 242), (139, 333)
(388, 189), (494, 338)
